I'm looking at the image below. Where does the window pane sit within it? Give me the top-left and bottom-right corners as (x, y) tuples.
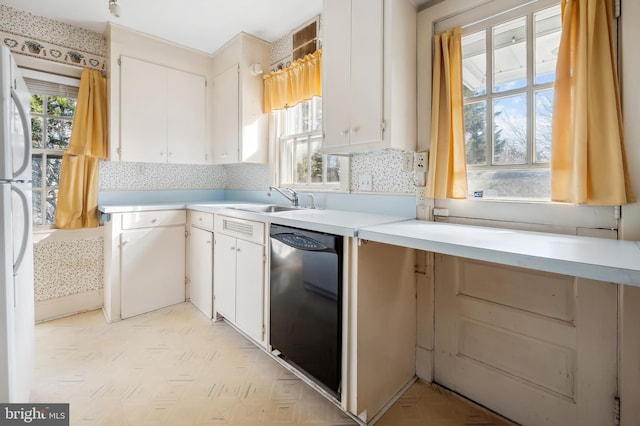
(464, 101), (487, 165)
(46, 96), (76, 117)
(311, 97), (322, 131)
(46, 156), (63, 186)
(309, 136), (323, 183)
(280, 139), (294, 184)
(46, 118), (72, 149)
(32, 190), (42, 226)
(535, 5), (562, 85)
(462, 31), (486, 97)
(31, 117), (43, 149)
(493, 17), (527, 92)
(32, 155), (43, 187)
(45, 189), (58, 225)
(295, 139), (308, 184)
(535, 89), (554, 163)
(30, 95), (43, 114)
(493, 94), (527, 165)
(326, 155), (341, 183)
(467, 169), (550, 200)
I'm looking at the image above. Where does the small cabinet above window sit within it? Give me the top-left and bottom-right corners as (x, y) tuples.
(119, 56), (208, 164)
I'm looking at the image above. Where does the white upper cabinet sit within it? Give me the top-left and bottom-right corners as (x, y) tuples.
(119, 56), (208, 164)
(322, 0), (417, 153)
(211, 33), (270, 164)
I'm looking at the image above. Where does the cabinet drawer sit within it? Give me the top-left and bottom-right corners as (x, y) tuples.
(214, 214), (265, 245)
(122, 210), (186, 230)
(190, 210), (214, 230)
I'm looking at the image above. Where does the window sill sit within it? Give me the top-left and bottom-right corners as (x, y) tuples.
(33, 226), (104, 244)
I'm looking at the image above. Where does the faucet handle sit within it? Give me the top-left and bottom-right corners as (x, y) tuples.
(307, 194), (316, 209)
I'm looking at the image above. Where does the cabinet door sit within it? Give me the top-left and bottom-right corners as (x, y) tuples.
(213, 233), (237, 320)
(167, 69), (208, 164)
(120, 225), (186, 319)
(189, 227), (213, 318)
(235, 239), (265, 343)
(323, 0), (384, 150)
(120, 57), (168, 163)
(212, 64), (240, 164)
(349, 0), (383, 146)
(322, 0), (352, 149)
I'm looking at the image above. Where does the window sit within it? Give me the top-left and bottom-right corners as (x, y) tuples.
(461, 2), (561, 200)
(25, 72), (79, 226)
(276, 97), (342, 188)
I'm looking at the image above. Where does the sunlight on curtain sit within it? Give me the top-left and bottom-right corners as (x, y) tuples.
(54, 69), (107, 229)
(551, 0), (634, 205)
(425, 27), (467, 199)
(263, 49), (322, 113)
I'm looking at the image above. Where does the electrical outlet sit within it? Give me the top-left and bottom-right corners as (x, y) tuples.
(358, 175), (372, 191)
(402, 152), (414, 172)
(415, 152), (428, 172)
(416, 187), (426, 207)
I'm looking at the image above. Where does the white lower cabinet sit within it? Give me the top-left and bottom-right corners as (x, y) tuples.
(189, 226), (213, 318)
(213, 215), (266, 345)
(104, 210), (187, 321)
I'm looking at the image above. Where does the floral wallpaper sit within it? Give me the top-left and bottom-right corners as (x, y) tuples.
(33, 238), (103, 302)
(0, 5), (106, 71)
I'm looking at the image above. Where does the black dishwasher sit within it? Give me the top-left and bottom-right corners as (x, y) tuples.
(269, 224), (343, 398)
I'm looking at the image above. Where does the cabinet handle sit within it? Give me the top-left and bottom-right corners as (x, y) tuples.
(198, 217), (203, 222)
(351, 127), (359, 134)
(230, 246), (236, 251)
(160, 151), (165, 156)
(236, 248), (241, 252)
(151, 218), (159, 223)
(340, 129), (349, 136)
(206, 240), (211, 245)
(121, 241), (128, 247)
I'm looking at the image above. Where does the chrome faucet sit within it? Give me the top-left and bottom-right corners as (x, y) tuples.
(268, 186), (299, 206)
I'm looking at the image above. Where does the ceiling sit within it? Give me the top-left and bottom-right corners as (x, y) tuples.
(1, 0), (325, 55)
(3, 0), (436, 56)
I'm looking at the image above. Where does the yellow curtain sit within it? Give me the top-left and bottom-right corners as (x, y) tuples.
(425, 27), (467, 199)
(54, 69), (108, 229)
(263, 49), (322, 113)
(551, 0), (634, 205)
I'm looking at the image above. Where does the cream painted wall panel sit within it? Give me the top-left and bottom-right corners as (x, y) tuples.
(435, 255), (617, 426)
(620, 1), (640, 424)
(353, 241), (416, 422)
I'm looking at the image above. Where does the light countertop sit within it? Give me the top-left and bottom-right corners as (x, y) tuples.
(358, 220), (640, 287)
(98, 201), (413, 237)
(99, 201), (640, 285)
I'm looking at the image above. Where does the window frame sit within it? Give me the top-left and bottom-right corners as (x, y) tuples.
(417, 0), (618, 230)
(21, 67), (80, 229)
(274, 97), (347, 191)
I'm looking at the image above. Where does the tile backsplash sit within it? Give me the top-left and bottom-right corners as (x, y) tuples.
(350, 150), (416, 194)
(99, 161), (225, 191)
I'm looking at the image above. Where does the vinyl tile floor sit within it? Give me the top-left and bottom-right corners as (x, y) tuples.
(32, 302), (515, 426)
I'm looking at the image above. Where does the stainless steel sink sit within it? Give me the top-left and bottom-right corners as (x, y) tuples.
(229, 205), (302, 213)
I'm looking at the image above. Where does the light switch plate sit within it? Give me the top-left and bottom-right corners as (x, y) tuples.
(359, 175), (373, 191)
(402, 152), (414, 172)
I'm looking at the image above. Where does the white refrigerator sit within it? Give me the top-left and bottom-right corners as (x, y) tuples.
(0, 45), (34, 403)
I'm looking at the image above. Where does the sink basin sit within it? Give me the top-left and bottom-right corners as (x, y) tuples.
(230, 205), (302, 213)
